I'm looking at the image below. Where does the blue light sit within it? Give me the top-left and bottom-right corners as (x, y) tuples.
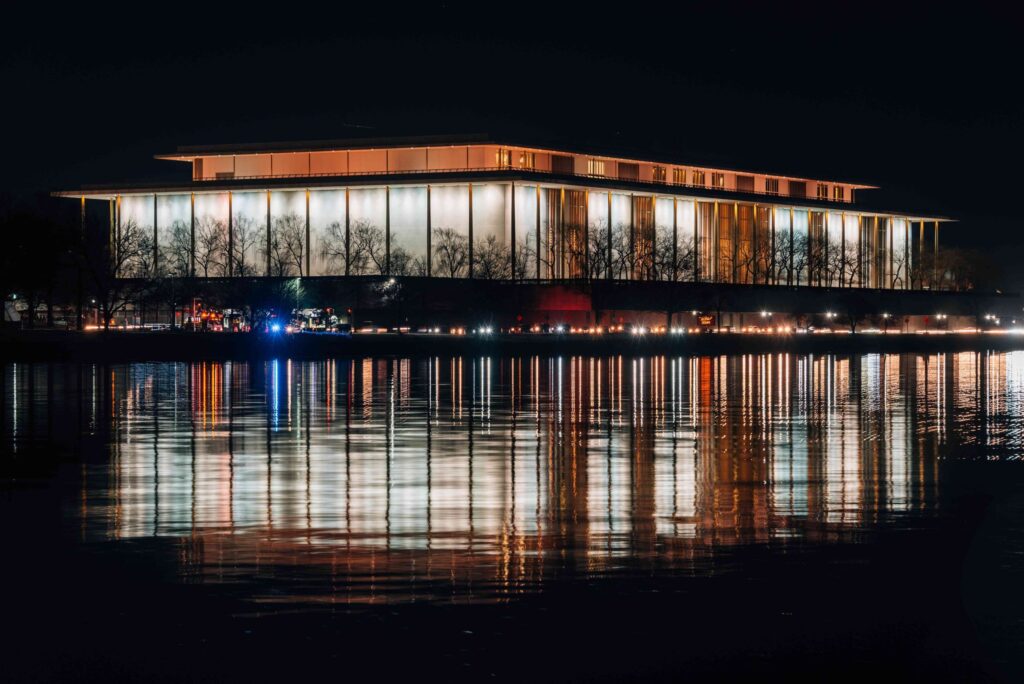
(270, 323), (282, 333)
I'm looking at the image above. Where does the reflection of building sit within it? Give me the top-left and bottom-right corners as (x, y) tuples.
(5, 353), (993, 604)
(56, 136), (973, 325)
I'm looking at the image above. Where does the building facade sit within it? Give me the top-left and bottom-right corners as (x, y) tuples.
(61, 135), (947, 293)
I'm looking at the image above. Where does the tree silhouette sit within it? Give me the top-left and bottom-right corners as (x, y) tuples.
(473, 234), (511, 279)
(350, 220), (386, 275)
(195, 215), (227, 277)
(267, 212), (305, 276)
(432, 227), (469, 277)
(231, 214), (262, 277)
(80, 217), (150, 329)
(320, 220), (350, 275)
(163, 219), (193, 277)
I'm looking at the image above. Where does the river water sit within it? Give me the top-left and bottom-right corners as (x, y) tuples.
(3, 353), (1024, 681)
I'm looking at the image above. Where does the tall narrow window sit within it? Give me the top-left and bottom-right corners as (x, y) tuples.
(673, 168), (687, 185)
(652, 165), (667, 182)
(587, 158), (606, 176)
(765, 178), (780, 195)
(711, 172), (726, 189)
(691, 170), (706, 187)
(816, 183), (829, 200)
(832, 185), (845, 201)
(496, 149), (512, 167)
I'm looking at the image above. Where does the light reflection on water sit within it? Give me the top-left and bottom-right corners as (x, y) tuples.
(4, 351), (1024, 606)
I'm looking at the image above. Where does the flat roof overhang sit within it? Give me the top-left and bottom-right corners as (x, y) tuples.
(53, 169), (947, 222)
(153, 135), (877, 191)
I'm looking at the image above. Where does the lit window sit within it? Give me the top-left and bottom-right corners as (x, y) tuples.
(496, 149), (512, 167)
(832, 185), (845, 201)
(587, 158), (606, 176)
(711, 172), (725, 189)
(765, 178), (780, 195)
(816, 183), (829, 200)
(691, 170), (706, 186)
(518, 151), (535, 169)
(673, 168), (687, 185)
(652, 165), (666, 182)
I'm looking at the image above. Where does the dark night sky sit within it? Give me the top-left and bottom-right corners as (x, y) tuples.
(4, 3), (1022, 287)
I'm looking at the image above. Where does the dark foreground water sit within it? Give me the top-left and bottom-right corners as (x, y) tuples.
(3, 353), (1024, 682)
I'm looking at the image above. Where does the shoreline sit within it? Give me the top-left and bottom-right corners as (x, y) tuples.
(4, 329), (1024, 361)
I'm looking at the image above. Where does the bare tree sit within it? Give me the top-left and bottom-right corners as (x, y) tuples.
(350, 220), (386, 275)
(633, 226), (655, 280)
(81, 218), (149, 329)
(791, 233), (810, 286)
(163, 219), (193, 277)
(195, 216), (227, 277)
(673, 235), (697, 282)
(132, 230), (158, 280)
(610, 222), (634, 280)
(231, 214), (262, 277)
(651, 228), (676, 281)
(734, 235), (756, 285)
(823, 238), (844, 287)
(513, 240), (534, 281)
(752, 232), (775, 285)
(432, 227), (468, 278)
(890, 247), (910, 289)
(833, 240), (862, 288)
(806, 233), (827, 287)
(320, 220), (350, 275)
(773, 230), (794, 285)
(473, 235), (511, 279)
(587, 219), (610, 279)
(941, 247), (999, 292)
(388, 242), (427, 276)
(268, 213), (305, 277)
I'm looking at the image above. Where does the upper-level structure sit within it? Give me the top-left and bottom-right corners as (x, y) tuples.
(58, 134), (949, 291)
(160, 134), (870, 204)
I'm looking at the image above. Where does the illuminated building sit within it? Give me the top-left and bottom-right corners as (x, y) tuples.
(57, 135), (982, 325)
